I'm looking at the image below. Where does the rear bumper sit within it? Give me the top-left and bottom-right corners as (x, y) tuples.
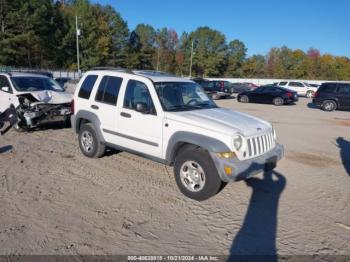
(210, 144), (284, 182)
(312, 98), (323, 106)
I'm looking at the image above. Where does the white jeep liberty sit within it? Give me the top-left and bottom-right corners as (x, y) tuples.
(71, 69), (284, 201)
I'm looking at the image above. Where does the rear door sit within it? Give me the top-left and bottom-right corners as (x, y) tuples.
(116, 77), (163, 158)
(249, 87), (265, 103)
(91, 75), (123, 145)
(336, 83), (350, 109)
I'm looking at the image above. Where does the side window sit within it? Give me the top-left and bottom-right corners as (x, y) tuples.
(78, 75), (98, 99)
(124, 80), (156, 115)
(255, 87), (265, 93)
(320, 83), (337, 93)
(279, 82), (287, 86)
(0, 76), (12, 93)
(337, 84), (350, 94)
(95, 76), (122, 105)
(263, 86), (278, 92)
(289, 82), (304, 87)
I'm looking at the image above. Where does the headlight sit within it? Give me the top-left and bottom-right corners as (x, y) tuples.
(233, 134), (243, 151)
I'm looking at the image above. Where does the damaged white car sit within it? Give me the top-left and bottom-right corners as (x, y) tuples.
(0, 72), (73, 131)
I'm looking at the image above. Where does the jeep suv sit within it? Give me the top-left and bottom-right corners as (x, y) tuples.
(192, 78), (231, 100)
(313, 82), (350, 111)
(71, 69), (284, 201)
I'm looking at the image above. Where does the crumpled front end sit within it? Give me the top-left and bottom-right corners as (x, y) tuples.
(16, 93), (72, 129)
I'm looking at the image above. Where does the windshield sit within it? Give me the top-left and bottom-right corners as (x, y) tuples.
(11, 76), (64, 92)
(304, 82), (311, 87)
(154, 82), (217, 111)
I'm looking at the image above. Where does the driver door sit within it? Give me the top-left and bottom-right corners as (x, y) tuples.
(116, 78), (163, 158)
(0, 76), (14, 112)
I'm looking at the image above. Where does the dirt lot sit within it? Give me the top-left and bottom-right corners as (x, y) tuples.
(0, 97), (349, 256)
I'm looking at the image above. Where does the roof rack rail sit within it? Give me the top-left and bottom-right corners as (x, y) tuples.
(91, 67), (133, 73)
(133, 70), (175, 77)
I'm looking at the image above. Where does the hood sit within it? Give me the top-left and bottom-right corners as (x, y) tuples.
(17, 90), (73, 104)
(167, 107), (272, 137)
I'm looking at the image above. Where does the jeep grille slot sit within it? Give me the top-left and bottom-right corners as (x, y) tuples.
(246, 131), (275, 159)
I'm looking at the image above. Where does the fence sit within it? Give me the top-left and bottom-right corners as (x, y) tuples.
(206, 78), (350, 86)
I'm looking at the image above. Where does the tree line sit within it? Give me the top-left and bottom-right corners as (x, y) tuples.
(0, 0), (349, 80)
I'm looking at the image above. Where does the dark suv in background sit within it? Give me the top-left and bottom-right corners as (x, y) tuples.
(312, 82), (350, 111)
(192, 78), (231, 100)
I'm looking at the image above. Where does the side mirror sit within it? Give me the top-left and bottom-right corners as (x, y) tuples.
(1, 86), (9, 92)
(135, 102), (149, 114)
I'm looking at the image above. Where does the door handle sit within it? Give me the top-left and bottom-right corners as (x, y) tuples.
(91, 105), (99, 110)
(120, 112), (131, 118)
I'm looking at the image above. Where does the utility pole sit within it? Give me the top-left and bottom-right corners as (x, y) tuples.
(189, 40), (194, 77)
(75, 16), (81, 77)
(156, 47), (160, 71)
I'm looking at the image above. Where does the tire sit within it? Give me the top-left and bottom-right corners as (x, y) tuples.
(78, 123), (105, 158)
(13, 124), (26, 132)
(306, 90), (314, 98)
(273, 97), (284, 106)
(64, 116), (71, 128)
(239, 95), (249, 103)
(211, 93), (220, 100)
(174, 147), (223, 201)
(321, 100), (337, 112)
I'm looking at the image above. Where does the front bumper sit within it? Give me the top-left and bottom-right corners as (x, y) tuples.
(210, 143), (284, 182)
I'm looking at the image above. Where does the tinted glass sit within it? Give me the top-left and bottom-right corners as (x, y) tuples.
(263, 86), (279, 92)
(279, 82), (287, 86)
(95, 76), (122, 105)
(124, 80), (155, 114)
(337, 84), (350, 94)
(319, 83), (337, 93)
(78, 75), (98, 99)
(289, 82), (304, 87)
(0, 76), (11, 93)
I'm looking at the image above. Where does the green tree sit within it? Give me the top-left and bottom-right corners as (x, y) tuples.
(188, 27), (227, 77)
(225, 40), (247, 77)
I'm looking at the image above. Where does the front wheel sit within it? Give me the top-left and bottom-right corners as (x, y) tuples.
(321, 100), (337, 112)
(174, 147), (223, 201)
(211, 93), (220, 100)
(273, 97), (284, 106)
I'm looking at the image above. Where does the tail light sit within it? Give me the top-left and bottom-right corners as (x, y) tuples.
(71, 99), (75, 114)
(286, 92), (293, 97)
(313, 91), (319, 98)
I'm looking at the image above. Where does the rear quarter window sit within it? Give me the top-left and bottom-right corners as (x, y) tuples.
(319, 83), (337, 93)
(78, 75), (98, 99)
(95, 76), (123, 105)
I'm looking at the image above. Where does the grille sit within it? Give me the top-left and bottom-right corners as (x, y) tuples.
(246, 132), (275, 159)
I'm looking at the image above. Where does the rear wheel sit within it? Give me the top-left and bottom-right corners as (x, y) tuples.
(78, 123), (105, 158)
(306, 90), (315, 98)
(321, 100), (337, 112)
(273, 97), (284, 106)
(174, 147), (223, 201)
(239, 95), (249, 103)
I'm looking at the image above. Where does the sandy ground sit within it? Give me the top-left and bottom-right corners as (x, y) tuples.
(0, 97), (349, 256)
